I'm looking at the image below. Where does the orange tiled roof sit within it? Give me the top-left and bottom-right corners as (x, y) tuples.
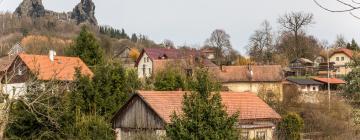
(312, 77), (345, 84)
(331, 48), (353, 58)
(214, 65), (283, 82)
(18, 54), (93, 81)
(136, 91), (281, 123)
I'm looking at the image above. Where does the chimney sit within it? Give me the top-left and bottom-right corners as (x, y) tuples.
(49, 50), (56, 62)
(247, 64), (253, 81)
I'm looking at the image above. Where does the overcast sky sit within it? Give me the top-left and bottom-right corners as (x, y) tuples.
(1, 0), (360, 55)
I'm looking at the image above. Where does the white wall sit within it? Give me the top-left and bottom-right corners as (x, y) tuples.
(330, 53), (352, 75)
(298, 85), (320, 92)
(137, 53), (153, 78)
(2, 83), (26, 99)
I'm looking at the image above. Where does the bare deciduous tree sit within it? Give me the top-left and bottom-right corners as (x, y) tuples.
(278, 12), (314, 59)
(206, 29), (232, 69)
(247, 20), (275, 64)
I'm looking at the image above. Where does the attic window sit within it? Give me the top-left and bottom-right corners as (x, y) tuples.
(17, 69), (23, 76)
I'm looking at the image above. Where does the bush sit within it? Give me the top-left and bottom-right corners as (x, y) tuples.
(277, 112), (304, 140)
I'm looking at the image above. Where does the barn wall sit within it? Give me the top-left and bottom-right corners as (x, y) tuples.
(114, 96), (165, 129)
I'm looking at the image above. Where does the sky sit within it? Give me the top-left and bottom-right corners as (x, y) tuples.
(1, 0), (360, 55)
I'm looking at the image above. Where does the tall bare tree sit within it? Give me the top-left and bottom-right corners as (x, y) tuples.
(206, 29), (232, 69)
(247, 20), (275, 64)
(278, 12), (314, 59)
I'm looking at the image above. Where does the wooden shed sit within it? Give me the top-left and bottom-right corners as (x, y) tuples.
(112, 91), (281, 140)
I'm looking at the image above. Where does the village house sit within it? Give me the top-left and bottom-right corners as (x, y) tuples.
(135, 47), (217, 78)
(112, 91), (281, 140)
(0, 51), (93, 98)
(214, 65), (284, 99)
(329, 48), (353, 76)
(289, 58), (315, 76)
(113, 46), (135, 68)
(286, 78), (323, 92)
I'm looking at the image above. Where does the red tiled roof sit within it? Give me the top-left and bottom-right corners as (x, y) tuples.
(136, 91), (281, 123)
(214, 65), (283, 82)
(18, 54), (93, 81)
(331, 48), (353, 58)
(312, 77), (345, 84)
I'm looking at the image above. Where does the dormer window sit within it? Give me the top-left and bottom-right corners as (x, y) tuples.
(17, 69), (23, 76)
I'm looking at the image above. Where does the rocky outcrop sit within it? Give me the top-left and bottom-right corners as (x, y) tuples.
(14, 0), (97, 25)
(71, 0), (97, 25)
(14, 0), (46, 18)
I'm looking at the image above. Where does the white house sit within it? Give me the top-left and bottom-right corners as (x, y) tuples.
(135, 48), (217, 78)
(329, 48), (353, 76)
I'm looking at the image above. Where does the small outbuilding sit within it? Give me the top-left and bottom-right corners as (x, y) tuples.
(112, 91), (281, 140)
(286, 78), (323, 92)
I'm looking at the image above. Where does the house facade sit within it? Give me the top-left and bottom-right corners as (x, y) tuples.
(135, 48), (217, 78)
(214, 65), (284, 99)
(112, 91), (281, 140)
(0, 51), (93, 98)
(329, 48), (353, 76)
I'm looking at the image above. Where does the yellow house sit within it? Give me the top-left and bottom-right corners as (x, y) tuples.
(214, 65), (284, 100)
(329, 48), (353, 76)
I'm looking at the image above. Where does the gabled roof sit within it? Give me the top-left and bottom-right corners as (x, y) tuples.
(113, 91), (281, 124)
(135, 47), (217, 68)
(312, 77), (346, 84)
(331, 48), (353, 58)
(287, 78), (323, 85)
(291, 58), (314, 64)
(215, 65), (283, 82)
(17, 53), (93, 81)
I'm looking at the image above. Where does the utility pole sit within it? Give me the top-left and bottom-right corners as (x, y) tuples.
(327, 45), (331, 111)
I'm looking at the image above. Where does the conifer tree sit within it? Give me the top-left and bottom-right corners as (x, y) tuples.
(71, 26), (104, 66)
(166, 69), (239, 139)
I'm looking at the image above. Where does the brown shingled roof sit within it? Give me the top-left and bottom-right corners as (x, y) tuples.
(18, 54), (93, 81)
(133, 91), (281, 123)
(215, 65), (283, 82)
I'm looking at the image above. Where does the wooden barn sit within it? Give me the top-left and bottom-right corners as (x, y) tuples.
(112, 91), (281, 140)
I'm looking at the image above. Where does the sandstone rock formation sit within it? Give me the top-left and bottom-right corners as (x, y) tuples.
(71, 0), (98, 25)
(14, 0), (97, 25)
(14, 0), (46, 18)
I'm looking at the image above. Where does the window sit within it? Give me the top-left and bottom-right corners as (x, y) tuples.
(142, 64), (146, 76)
(240, 131), (249, 140)
(336, 57), (339, 61)
(17, 69), (23, 76)
(149, 68), (151, 75)
(144, 57), (146, 63)
(256, 131), (266, 140)
(313, 86), (316, 91)
(341, 57), (345, 61)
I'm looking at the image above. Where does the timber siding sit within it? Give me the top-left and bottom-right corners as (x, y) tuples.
(113, 96), (165, 129)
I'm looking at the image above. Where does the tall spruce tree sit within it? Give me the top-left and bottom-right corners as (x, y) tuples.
(72, 26), (104, 66)
(166, 69), (239, 140)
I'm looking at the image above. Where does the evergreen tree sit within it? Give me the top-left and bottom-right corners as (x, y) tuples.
(131, 33), (138, 42)
(346, 39), (359, 51)
(166, 69), (239, 140)
(71, 26), (104, 66)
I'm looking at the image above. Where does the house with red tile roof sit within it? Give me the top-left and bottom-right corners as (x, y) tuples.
(1, 51), (93, 98)
(330, 48), (354, 76)
(212, 65), (284, 99)
(135, 47), (217, 78)
(112, 91), (281, 140)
